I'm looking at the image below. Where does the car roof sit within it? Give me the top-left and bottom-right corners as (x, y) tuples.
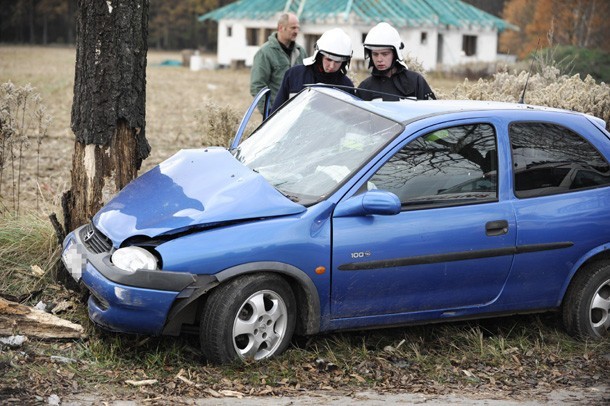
(312, 87), (593, 126)
(355, 98), (583, 125)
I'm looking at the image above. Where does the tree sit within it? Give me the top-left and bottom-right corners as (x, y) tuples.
(499, 0), (536, 57)
(462, 0), (507, 17)
(501, 0), (610, 58)
(62, 0), (151, 233)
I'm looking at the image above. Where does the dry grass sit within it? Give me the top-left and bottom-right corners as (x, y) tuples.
(0, 46), (463, 217)
(0, 46), (257, 214)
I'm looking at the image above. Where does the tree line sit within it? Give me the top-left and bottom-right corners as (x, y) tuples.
(1, 0), (608, 58)
(0, 0), (233, 50)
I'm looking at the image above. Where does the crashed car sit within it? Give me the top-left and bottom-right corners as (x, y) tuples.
(62, 87), (610, 364)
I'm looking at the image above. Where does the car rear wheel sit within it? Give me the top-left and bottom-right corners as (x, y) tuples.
(562, 261), (610, 339)
(200, 273), (296, 364)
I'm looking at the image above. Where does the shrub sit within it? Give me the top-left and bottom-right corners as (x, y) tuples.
(443, 64), (610, 130)
(195, 98), (262, 148)
(0, 82), (52, 215)
(195, 98), (242, 148)
(536, 45), (610, 84)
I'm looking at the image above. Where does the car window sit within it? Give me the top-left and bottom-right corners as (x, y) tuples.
(509, 122), (610, 198)
(368, 123), (498, 209)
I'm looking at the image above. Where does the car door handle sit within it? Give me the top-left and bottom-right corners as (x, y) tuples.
(486, 220), (508, 236)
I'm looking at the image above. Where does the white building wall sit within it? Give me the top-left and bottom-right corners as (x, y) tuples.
(398, 27), (439, 71)
(215, 18), (499, 71)
(438, 28), (498, 68)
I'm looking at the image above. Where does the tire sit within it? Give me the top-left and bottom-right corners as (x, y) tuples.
(562, 260), (610, 340)
(200, 273), (296, 364)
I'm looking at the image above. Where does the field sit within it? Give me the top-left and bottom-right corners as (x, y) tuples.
(1, 46), (609, 404)
(0, 46), (257, 214)
(0, 45), (464, 215)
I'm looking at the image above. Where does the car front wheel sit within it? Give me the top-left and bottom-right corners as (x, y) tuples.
(562, 260), (610, 339)
(200, 273), (296, 364)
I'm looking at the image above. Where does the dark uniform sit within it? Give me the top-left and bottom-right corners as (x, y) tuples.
(271, 64), (354, 112)
(358, 64), (436, 101)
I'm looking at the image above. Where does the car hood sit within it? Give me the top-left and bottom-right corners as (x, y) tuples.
(93, 148), (306, 245)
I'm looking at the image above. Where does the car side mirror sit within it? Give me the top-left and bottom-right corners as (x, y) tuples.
(334, 190), (401, 217)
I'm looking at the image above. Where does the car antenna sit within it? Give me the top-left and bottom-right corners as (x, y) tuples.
(519, 38), (540, 104)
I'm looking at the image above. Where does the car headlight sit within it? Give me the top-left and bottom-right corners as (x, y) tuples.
(111, 247), (158, 273)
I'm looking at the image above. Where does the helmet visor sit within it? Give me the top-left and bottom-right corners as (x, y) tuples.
(319, 50), (350, 62)
(364, 45), (393, 51)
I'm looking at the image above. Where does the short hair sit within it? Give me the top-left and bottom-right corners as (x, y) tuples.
(278, 13), (296, 28)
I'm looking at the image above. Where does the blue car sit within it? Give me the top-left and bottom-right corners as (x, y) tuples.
(62, 87), (610, 363)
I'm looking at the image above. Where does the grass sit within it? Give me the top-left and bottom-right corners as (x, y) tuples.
(0, 46), (609, 403)
(0, 213), (60, 298)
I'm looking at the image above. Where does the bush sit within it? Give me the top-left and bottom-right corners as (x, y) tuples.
(195, 98), (262, 148)
(195, 98), (242, 148)
(536, 46), (610, 84)
(0, 82), (52, 215)
(443, 64), (610, 130)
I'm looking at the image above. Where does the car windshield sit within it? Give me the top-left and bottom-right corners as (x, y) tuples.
(234, 89), (402, 205)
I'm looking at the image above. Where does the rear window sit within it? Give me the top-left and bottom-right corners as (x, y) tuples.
(509, 122), (610, 198)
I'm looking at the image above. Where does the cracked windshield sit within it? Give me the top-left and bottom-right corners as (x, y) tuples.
(235, 89), (402, 204)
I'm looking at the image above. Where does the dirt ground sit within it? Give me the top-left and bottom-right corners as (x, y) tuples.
(42, 385), (610, 405)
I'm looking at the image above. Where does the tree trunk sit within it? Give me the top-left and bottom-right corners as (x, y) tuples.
(28, 0), (35, 44)
(63, 0), (151, 234)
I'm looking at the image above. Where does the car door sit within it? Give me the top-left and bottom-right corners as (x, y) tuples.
(331, 121), (517, 319)
(503, 119), (610, 307)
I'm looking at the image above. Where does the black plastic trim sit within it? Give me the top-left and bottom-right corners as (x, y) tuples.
(338, 242), (574, 271)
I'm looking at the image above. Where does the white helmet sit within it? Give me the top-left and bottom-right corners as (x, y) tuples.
(363, 22), (405, 62)
(304, 28), (352, 67)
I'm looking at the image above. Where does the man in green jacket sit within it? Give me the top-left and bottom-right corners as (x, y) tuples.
(250, 12), (307, 114)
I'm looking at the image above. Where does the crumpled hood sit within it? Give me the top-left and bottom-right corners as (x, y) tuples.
(93, 148), (305, 245)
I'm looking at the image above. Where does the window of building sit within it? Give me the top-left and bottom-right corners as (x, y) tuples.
(226, 26), (232, 37)
(462, 35), (477, 56)
(509, 122), (610, 198)
(368, 124), (498, 209)
(420, 32), (428, 45)
(246, 28), (259, 46)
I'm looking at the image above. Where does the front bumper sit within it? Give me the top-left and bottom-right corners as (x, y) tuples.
(61, 224), (197, 335)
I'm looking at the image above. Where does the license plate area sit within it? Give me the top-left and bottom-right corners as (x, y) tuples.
(62, 239), (85, 283)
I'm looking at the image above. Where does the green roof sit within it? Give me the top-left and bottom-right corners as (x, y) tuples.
(199, 0), (515, 32)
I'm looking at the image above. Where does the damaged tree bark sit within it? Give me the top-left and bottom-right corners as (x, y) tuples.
(62, 0), (151, 233)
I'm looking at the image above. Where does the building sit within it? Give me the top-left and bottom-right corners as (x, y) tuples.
(198, 0), (515, 71)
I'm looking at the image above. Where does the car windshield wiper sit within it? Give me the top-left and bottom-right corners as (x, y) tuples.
(275, 187), (300, 203)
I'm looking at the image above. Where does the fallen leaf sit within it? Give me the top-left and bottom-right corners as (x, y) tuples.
(51, 300), (74, 314)
(31, 265), (45, 277)
(350, 373), (366, 383)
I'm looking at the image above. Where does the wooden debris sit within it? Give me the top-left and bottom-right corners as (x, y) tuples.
(0, 297), (85, 339)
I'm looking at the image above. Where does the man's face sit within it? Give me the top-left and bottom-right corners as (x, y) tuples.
(322, 56), (342, 73)
(371, 48), (394, 71)
(278, 15), (300, 43)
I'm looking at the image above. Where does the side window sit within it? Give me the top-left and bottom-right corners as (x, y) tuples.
(509, 122), (610, 198)
(369, 124), (498, 209)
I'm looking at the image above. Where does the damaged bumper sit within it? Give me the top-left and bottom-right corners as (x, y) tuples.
(61, 224), (198, 335)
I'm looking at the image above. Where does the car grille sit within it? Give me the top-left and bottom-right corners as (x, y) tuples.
(80, 223), (112, 254)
